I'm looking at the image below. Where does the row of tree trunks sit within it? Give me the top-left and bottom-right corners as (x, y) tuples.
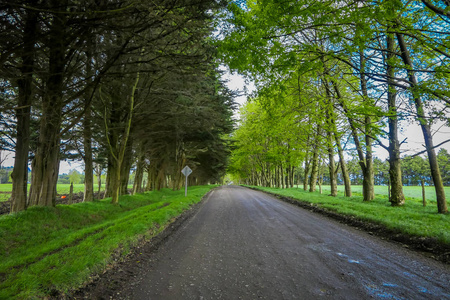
(119, 137), (134, 195)
(133, 143), (146, 195)
(309, 125), (321, 192)
(335, 134), (352, 197)
(303, 147), (310, 191)
(110, 60), (140, 204)
(83, 42), (95, 203)
(173, 142), (186, 191)
(326, 130), (338, 197)
(156, 162), (168, 191)
(146, 163), (158, 191)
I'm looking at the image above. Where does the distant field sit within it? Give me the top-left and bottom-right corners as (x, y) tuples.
(0, 184), (106, 202)
(317, 185), (450, 204)
(0, 184), (14, 202)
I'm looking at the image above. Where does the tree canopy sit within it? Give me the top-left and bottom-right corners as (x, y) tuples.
(219, 0), (449, 213)
(1, 0), (235, 212)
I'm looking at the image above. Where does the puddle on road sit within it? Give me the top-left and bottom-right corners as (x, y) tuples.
(364, 283), (404, 300)
(364, 281), (446, 299)
(348, 259), (360, 264)
(336, 252), (362, 264)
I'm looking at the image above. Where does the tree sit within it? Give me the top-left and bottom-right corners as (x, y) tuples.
(219, 0), (449, 212)
(68, 170), (82, 185)
(402, 156), (430, 186)
(437, 149), (450, 186)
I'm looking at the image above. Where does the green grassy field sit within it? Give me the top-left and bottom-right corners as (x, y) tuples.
(249, 185), (450, 246)
(317, 184), (450, 203)
(0, 184), (124, 202)
(0, 185), (216, 299)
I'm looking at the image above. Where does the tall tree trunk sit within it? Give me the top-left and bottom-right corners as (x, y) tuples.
(104, 157), (113, 198)
(274, 165), (278, 188)
(290, 166), (295, 188)
(360, 51), (375, 201)
(119, 137), (133, 195)
(83, 104), (94, 202)
(386, 28), (405, 206)
(309, 127), (320, 192)
(318, 158), (323, 194)
(334, 132), (352, 197)
(83, 47), (94, 202)
(29, 4), (66, 207)
(147, 163), (157, 191)
(326, 131), (337, 197)
(173, 141), (186, 190)
(285, 167), (291, 189)
(110, 158), (121, 204)
(156, 161), (167, 190)
(95, 164), (102, 197)
(323, 76), (337, 197)
(111, 96), (136, 203)
(396, 32), (447, 213)
(362, 149), (375, 201)
(11, 3), (38, 212)
(133, 144), (146, 195)
(303, 151), (310, 191)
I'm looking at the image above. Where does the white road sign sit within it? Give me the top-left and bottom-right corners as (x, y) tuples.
(181, 166), (192, 177)
(181, 166), (192, 197)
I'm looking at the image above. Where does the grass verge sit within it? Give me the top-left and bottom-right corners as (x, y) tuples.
(246, 186), (450, 247)
(0, 184), (121, 202)
(0, 185), (216, 299)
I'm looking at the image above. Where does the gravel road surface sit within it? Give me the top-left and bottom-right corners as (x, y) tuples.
(117, 185), (449, 300)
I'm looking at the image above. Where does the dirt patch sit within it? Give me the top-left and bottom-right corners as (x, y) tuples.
(63, 190), (213, 300)
(250, 187), (450, 265)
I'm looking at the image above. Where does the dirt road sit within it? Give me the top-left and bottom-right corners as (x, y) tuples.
(111, 186), (449, 299)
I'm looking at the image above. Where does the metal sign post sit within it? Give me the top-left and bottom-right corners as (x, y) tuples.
(181, 166), (192, 196)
